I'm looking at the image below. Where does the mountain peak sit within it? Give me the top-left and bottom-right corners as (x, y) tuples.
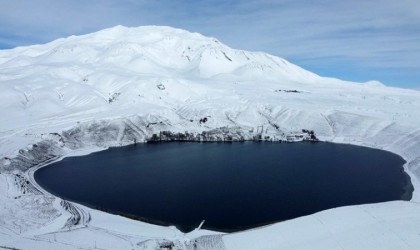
(89, 25), (212, 43)
(0, 25), (319, 80)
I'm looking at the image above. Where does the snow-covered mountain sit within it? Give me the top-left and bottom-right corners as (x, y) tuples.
(0, 25), (322, 133)
(1, 26), (420, 249)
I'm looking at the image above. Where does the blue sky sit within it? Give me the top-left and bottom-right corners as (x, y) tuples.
(1, 0), (419, 89)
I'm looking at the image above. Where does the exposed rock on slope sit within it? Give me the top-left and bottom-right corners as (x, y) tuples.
(1, 25), (420, 250)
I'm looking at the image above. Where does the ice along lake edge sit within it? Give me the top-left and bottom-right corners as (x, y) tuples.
(34, 141), (413, 232)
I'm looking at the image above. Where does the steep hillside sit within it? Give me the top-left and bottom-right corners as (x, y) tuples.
(0, 26), (420, 250)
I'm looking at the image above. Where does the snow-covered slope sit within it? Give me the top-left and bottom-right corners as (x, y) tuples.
(0, 25), (320, 133)
(0, 25), (420, 249)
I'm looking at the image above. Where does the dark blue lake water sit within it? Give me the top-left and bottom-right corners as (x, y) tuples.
(34, 142), (412, 232)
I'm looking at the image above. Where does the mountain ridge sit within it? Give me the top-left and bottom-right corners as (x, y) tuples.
(1, 25), (420, 250)
(0, 25), (319, 80)
(1, 25), (418, 137)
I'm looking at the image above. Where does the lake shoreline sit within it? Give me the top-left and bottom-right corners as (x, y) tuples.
(33, 140), (414, 232)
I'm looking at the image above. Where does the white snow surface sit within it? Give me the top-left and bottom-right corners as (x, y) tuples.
(0, 25), (420, 249)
